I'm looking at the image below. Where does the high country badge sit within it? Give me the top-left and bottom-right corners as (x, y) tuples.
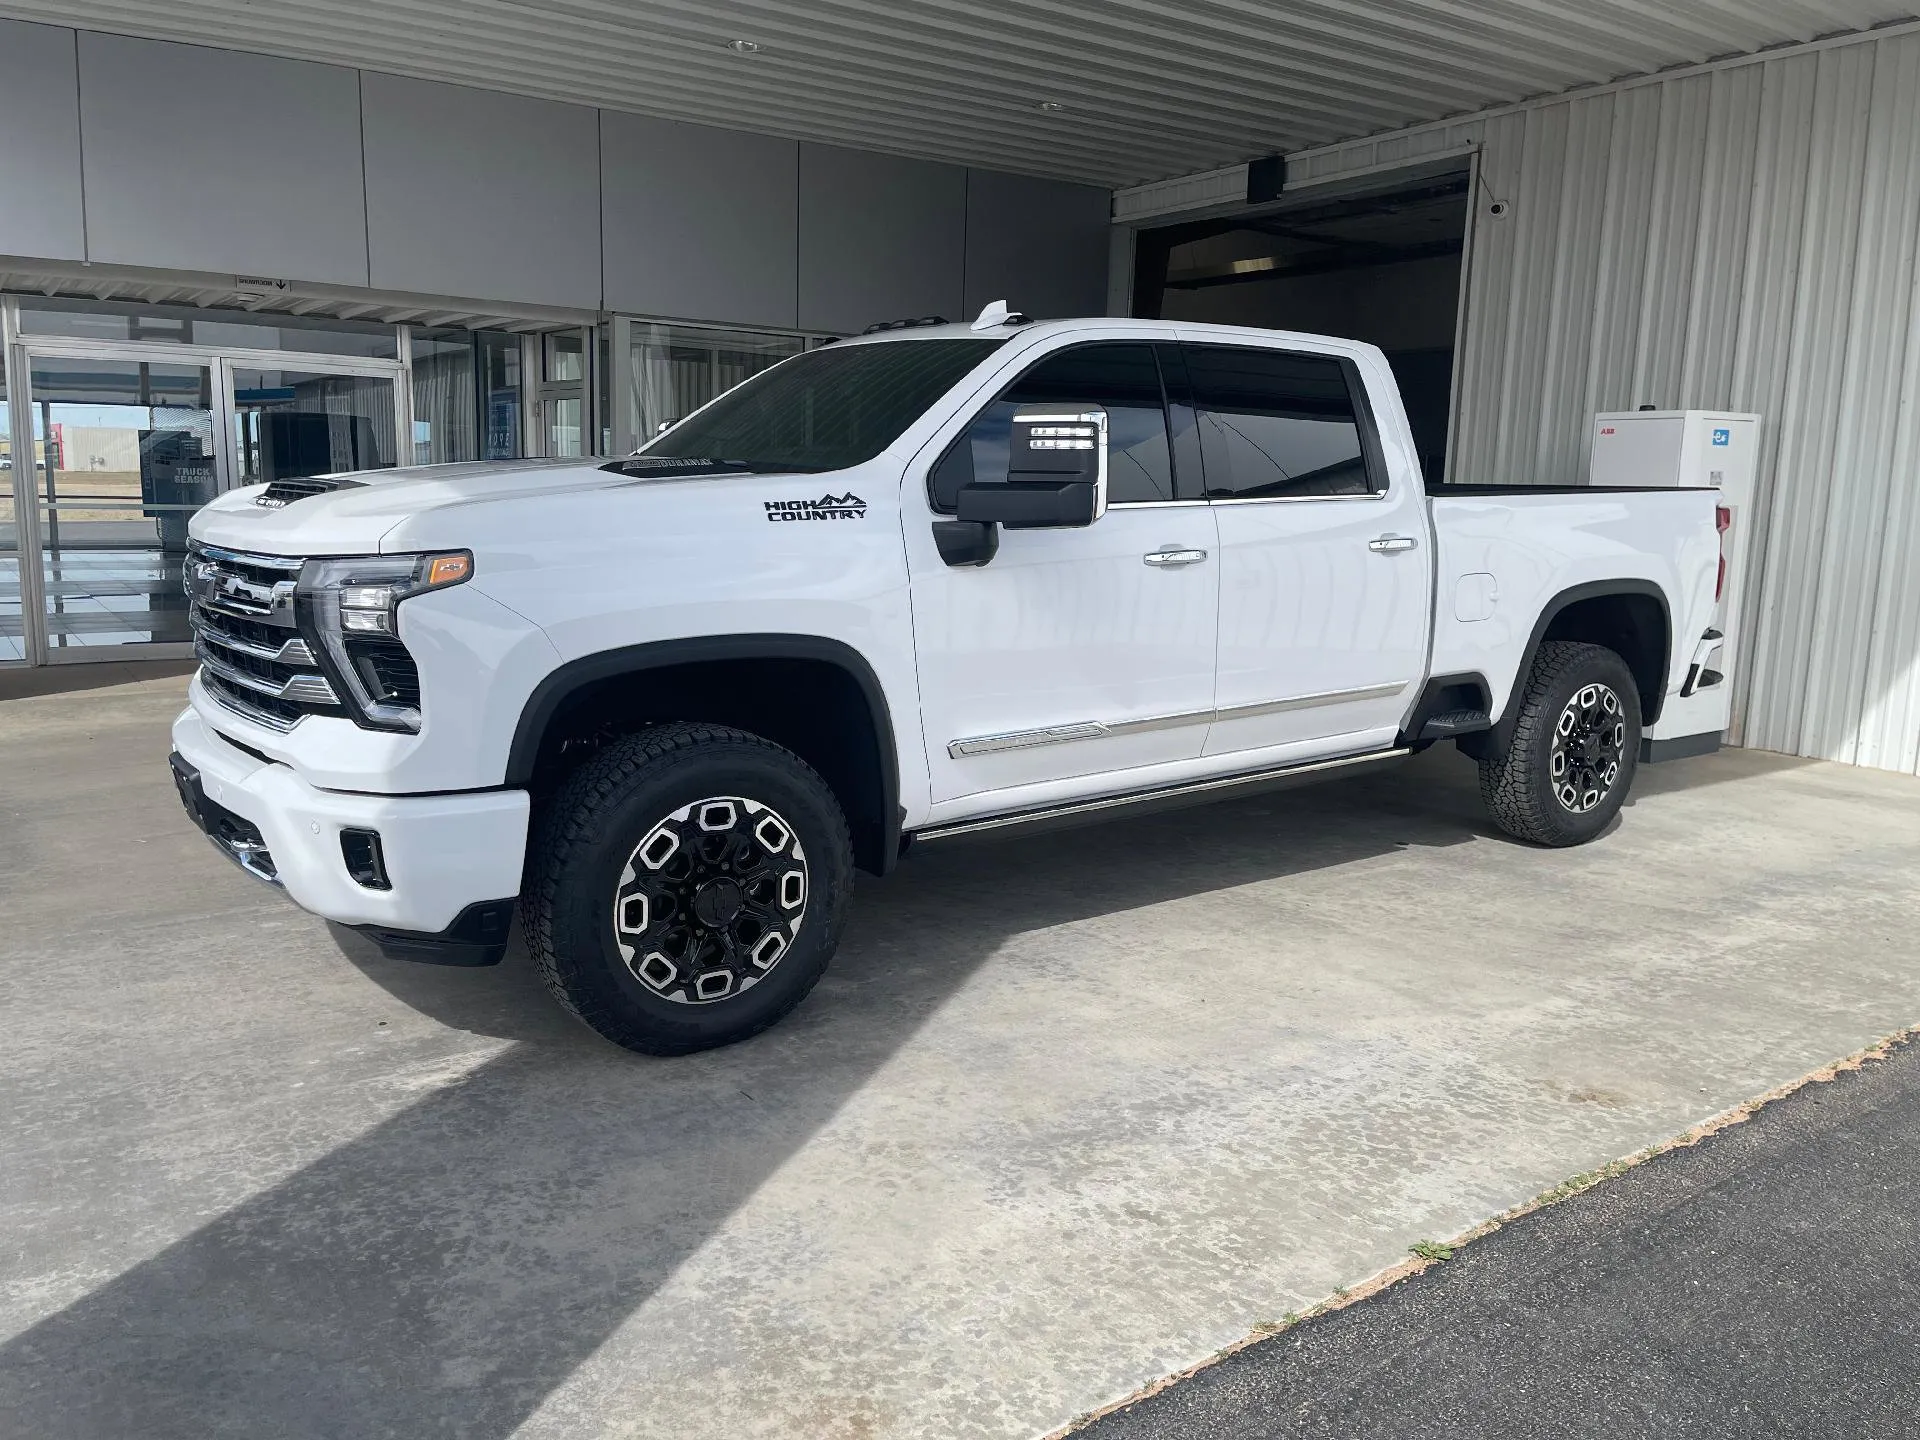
(765, 493), (867, 521)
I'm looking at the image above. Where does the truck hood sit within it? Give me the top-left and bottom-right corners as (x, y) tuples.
(189, 459), (631, 555)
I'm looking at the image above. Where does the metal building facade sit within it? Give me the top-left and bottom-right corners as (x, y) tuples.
(1122, 24), (1920, 775)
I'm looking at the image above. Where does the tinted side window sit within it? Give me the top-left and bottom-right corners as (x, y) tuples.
(1182, 345), (1378, 499)
(929, 342), (1175, 509)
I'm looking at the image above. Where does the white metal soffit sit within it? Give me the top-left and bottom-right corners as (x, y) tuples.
(2, 1), (1916, 186)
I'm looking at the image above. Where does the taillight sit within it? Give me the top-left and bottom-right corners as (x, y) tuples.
(1715, 505), (1731, 601)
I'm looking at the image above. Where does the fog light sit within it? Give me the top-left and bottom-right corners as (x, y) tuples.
(341, 828), (391, 890)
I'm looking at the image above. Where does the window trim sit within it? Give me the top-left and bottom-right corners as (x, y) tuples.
(926, 339), (1188, 514)
(1177, 341), (1393, 504)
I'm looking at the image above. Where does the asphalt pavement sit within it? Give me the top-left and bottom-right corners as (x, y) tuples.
(1079, 1037), (1920, 1439)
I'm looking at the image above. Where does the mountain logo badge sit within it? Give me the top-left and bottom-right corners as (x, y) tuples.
(764, 493), (868, 522)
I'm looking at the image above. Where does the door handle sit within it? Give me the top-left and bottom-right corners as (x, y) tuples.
(1368, 534), (1419, 554)
(1143, 547), (1208, 567)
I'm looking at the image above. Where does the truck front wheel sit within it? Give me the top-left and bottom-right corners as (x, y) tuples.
(525, 722), (853, 1055)
(1478, 641), (1642, 847)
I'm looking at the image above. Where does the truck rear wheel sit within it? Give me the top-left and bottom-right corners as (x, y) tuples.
(525, 722), (853, 1055)
(1478, 641), (1642, 847)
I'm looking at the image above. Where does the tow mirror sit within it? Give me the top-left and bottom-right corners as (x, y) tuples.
(955, 406), (1108, 530)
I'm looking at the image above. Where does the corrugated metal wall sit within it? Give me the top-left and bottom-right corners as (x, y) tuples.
(1291, 30), (1920, 774)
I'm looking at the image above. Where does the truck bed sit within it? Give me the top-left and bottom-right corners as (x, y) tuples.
(1424, 482), (1724, 729)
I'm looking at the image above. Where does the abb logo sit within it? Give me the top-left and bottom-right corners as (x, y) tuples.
(1599, 426), (1617, 436)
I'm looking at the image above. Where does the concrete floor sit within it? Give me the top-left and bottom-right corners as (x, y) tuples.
(3, 677), (1919, 1440)
(1082, 1037), (1920, 1438)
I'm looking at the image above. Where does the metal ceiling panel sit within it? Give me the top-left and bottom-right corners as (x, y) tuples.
(0, 262), (598, 331)
(0, 1), (1912, 185)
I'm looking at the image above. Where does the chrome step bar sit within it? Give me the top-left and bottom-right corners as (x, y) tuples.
(911, 747), (1410, 844)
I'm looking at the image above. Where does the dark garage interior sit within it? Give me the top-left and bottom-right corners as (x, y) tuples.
(1132, 170), (1470, 482)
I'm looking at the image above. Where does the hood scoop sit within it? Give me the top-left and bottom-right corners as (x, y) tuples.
(254, 475), (368, 509)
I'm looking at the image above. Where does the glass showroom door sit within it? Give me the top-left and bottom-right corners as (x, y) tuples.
(12, 346), (403, 663)
(227, 361), (401, 486)
(24, 351), (224, 658)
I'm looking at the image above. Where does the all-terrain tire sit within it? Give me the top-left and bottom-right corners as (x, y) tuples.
(524, 722), (853, 1055)
(1479, 641), (1642, 847)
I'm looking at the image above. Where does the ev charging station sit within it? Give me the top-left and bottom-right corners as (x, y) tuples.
(1589, 410), (1760, 757)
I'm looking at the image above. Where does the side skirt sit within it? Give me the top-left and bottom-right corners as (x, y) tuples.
(910, 747), (1410, 845)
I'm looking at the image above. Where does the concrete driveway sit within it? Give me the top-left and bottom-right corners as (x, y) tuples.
(4, 676), (1919, 1440)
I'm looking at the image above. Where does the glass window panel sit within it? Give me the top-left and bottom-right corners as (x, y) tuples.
(29, 358), (216, 651)
(18, 296), (398, 358)
(231, 368), (398, 484)
(410, 329), (480, 465)
(1180, 345), (1377, 499)
(545, 332), (585, 383)
(1, 351), (19, 663)
(597, 325), (612, 456)
(629, 324), (807, 444)
(479, 333), (522, 460)
(547, 396), (584, 458)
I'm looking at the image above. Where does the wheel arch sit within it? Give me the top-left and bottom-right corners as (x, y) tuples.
(507, 635), (902, 876)
(1473, 580), (1672, 759)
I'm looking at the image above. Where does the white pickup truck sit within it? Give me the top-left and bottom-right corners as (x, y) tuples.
(170, 307), (1729, 1055)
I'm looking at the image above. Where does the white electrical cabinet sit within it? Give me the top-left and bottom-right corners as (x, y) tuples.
(1589, 410), (1759, 757)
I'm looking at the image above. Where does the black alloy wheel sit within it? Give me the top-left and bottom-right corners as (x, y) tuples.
(525, 722), (852, 1055)
(614, 796), (809, 1004)
(1550, 682), (1627, 814)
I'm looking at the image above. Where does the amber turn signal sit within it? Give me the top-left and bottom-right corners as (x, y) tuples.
(426, 553), (472, 588)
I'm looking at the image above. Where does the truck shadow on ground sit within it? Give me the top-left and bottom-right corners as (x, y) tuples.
(0, 745), (1756, 1438)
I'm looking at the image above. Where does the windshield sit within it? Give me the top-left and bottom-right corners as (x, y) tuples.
(640, 337), (1006, 474)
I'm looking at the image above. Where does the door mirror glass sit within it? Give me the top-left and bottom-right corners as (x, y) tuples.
(955, 406), (1107, 529)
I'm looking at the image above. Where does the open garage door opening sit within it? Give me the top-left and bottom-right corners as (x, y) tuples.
(1131, 168), (1471, 483)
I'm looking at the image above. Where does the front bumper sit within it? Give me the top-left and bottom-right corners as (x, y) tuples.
(170, 705), (530, 941)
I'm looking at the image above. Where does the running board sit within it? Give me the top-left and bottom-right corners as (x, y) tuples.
(911, 747), (1411, 845)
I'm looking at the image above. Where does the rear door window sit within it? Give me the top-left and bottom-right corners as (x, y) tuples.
(1179, 344), (1380, 499)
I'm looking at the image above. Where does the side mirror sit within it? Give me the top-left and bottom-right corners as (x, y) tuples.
(955, 406), (1107, 529)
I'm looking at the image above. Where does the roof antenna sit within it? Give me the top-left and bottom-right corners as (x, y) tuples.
(971, 299), (1031, 330)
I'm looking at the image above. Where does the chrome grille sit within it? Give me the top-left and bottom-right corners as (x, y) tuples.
(186, 544), (339, 730)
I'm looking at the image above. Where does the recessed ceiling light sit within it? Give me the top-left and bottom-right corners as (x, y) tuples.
(725, 38), (763, 54)
(1038, 100), (1066, 112)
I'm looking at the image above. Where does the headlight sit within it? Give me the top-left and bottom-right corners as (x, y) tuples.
(297, 552), (471, 732)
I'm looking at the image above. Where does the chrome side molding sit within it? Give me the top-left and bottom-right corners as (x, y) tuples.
(947, 682), (1407, 759)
